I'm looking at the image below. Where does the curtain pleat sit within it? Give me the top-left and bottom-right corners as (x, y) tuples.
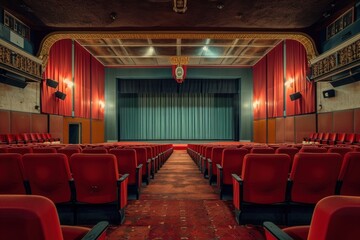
(253, 57), (267, 120)
(42, 39), (72, 116)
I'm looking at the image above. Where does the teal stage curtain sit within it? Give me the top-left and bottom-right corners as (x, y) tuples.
(119, 93), (234, 140)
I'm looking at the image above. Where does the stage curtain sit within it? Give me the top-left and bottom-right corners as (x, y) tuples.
(119, 93), (234, 140)
(74, 42), (91, 118)
(286, 40), (315, 115)
(267, 43), (284, 118)
(253, 57), (267, 120)
(91, 56), (105, 120)
(42, 39), (72, 116)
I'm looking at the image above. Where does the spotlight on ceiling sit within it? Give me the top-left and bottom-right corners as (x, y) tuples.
(217, 2), (224, 10)
(202, 46), (209, 51)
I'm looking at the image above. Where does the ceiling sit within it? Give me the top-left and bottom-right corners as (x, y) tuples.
(2, 0), (355, 67)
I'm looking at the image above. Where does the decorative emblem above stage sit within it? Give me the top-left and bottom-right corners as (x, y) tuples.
(170, 56), (189, 84)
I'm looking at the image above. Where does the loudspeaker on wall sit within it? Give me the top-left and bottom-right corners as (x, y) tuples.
(290, 92), (302, 101)
(46, 78), (59, 88)
(55, 91), (66, 100)
(322, 89), (335, 98)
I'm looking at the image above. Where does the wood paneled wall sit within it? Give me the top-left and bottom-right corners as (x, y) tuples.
(92, 119), (105, 143)
(49, 115), (64, 143)
(0, 110), (48, 134)
(253, 119), (266, 143)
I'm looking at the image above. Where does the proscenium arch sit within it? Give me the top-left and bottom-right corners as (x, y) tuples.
(37, 31), (318, 69)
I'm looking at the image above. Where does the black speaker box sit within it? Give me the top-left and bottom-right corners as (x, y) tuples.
(46, 78), (59, 88)
(290, 92), (302, 101)
(322, 89), (335, 98)
(330, 76), (360, 87)
(55, 91), (66, 100)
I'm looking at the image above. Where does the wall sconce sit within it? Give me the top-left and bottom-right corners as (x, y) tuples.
(285, 78), (294, 88)
(99, 100), (105, 109)
(64, 79), (74, 89)
(253, 100), (260, 109)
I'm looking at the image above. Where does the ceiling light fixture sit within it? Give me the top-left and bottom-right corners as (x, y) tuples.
(202, 46), (208, 51)
(173, 0), (187, 13)
(110, 12), (117, 21)
(217, 2), (224, 10)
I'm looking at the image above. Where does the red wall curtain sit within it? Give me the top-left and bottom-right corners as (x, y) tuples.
(91, 56), (105, 120)
(74, 42), (91, 118)
(42, 39), (72, 116)
(267, 43), (284, 118)
(286, 40), (315, 115)
(253, 57), (267, 120)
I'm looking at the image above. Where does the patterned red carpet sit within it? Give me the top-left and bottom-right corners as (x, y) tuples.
(106, 150), (265, 240)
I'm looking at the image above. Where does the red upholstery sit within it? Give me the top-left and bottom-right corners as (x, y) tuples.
(320, 132), (330, 144)
(0, 147), (9, 153)
(217, 148), (248, 200)
(131, 147), (151, 184)
(275, 147), (299, 172)
(354, 134), (360, 145)
(328, 133), (337, 145)
(22, 153), (72, 203)
(0, 134), (7, 144)
(250, 147), (275, 154)
(32, 147), (57, 153)
(15, 134), (25, 144)
(70, 153), (129, 223)
(299, 146), (327, 153)
(202, 146), (213, 176)
(232, 154), (290, 224)
(315, 132), (324, 143)
(6, 134), (17, 144)
(7, 146), (33, 155)
(0, 195), (108, 240)
(338, 152), (360, 196)
(81, 147), (108, 154)
(0, 153), (26, 194)
(208, 147), (226, 184)
(289, 153), (342, 204)
(327, 147), (353, 158)
(57, 147), (81, 160)
(344, 133), (355, 144)
(22, 133), (32, 143)
(335, 133), (346, 144)
(109, 148), (142, 199)
(35, 133), (45, 143)
(264, 196), (360, 240)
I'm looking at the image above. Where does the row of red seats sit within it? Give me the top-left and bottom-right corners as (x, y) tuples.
(188, 143), (360, 225)
(0, 132), (60, 144)
(304, 132), (360, 145)
(0, 153), (129, 225)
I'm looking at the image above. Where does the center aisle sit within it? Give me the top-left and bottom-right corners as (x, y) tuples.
(107, 150), (265, 240)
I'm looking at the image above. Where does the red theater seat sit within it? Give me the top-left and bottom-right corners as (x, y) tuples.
(22, 153), (73, 204)
(57, 147), (81, 160)
(250, 147), (275, 154)
(299, 146), (327, 153)
(109, 148), (142, 200)
(275, 147), (299, 172)
(81, 147), (108, 154)
(0, 195), (108, 240)
(232, 154), (290, 224)
(6, 134), (17, 144)
(264, 195), (360, 240)
(338, 152), (360, 196)
(328, 133), (337, 145)
(70, 153), (129, 224)
(208, 147), (227, 185)
(131, 147), (151, 185)
(320, 132), (330, 144)
(327, 147), (353, 158)
(344, 133), (355, 145)
(0, 153), (26, 194)
(335, 133), (346, 145)
(216, 148), (248, 199)
(32, 147), (57, 153)
(7, 146), (33, 155)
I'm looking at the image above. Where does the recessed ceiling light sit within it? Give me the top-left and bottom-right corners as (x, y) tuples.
(217, 2), (224, 10)
(202, 46), (208, 51)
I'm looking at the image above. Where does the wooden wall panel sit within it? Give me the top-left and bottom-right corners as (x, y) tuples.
(333, 110), (354, 133)
(91, 119), (105, 143)
(253, 119), (267, 143)
(355, 108), (360, 133)
(295, 114), (316, 143)
(31, 114), (48, 133)
(284, 117), (295, 143)
(63, 117), (90, 144)
(267, 118), (276, 144)
(49, 115), (64, 143)
(10, 111), (31, 134)
(318, 112), (333, 133)
(0, 110), (10, 133)
(275, 117), (285, 143)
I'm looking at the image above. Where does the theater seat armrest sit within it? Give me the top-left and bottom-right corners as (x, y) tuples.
(216, 164), (222, 170)
(263, 221), (294, 240)
(137, 164), (143, 170)
(231, 174), (242, 182)
(207, 159), (212, 164)
(81, 221), (109, 240)
(118, 173), (129, 183)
